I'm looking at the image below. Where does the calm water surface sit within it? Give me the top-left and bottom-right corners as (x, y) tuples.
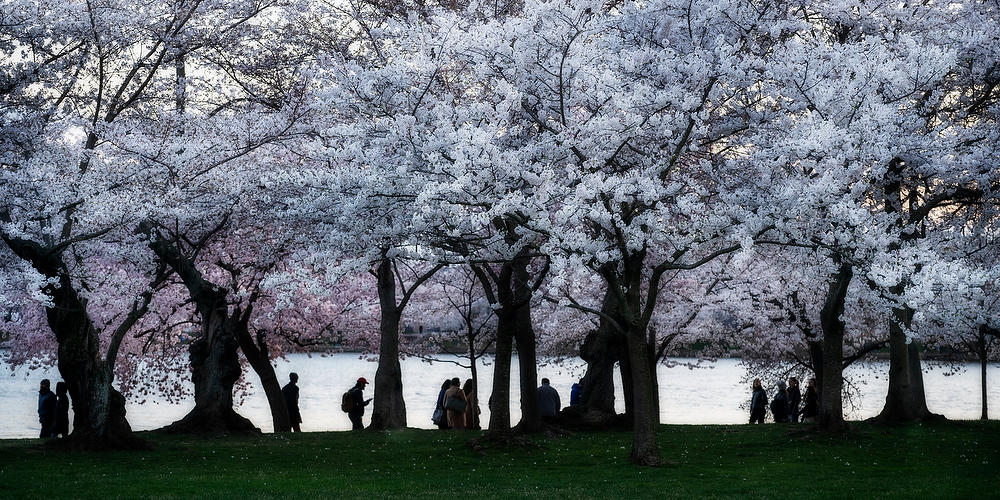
(2, 354), (998, 437)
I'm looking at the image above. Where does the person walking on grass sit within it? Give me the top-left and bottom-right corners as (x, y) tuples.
(54, 381), (70, 438)
(282, 372), (302, 432)
(787, 377), (801, 423)
(537, 378), (561, 422)
(37, 379), (56, 438)
(346, 377), (372, 430)
(443, 377), (467, 430)
(749, 378), (767, 424)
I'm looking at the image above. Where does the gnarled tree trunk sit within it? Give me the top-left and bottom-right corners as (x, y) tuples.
(3, 236), (141, 449)
(147, 230), (258, 435)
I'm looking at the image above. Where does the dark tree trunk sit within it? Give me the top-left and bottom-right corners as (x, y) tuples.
(614, 255), (662, 466)
(147, 232), (258, 435)
(234, 321), (290, 433)
(370, 256), (407, 430)
(579, 286), (624, 417)
(579, 330), (617, 414)
(875, 303), (942, 423)
(512, 257), (541, 433)
(807, 339), (824, 413)
(623, 326), (660, 466)
(162, 302), (258, 434)
(818, 261), (852, 433)
(488, 308), (514, 433)
(981, 347), (989, 421)
(2, 236), (140, 448)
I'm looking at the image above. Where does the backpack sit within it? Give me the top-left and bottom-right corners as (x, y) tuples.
(341, 389), (355, 413)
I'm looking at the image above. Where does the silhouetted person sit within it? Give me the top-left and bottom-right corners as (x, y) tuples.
(443, 377), (467, 430)
(463, 378), (480, 430)
(771, 380), (789, 423)
(37, 379), (56, 438)
(801, 378), (818, 423)
(787, 377), (801, 423)
(282, 372), (302, 432)
(347, 377), (371, 430)
(570, 379), (584, 406)
(434, 379), (451, 429)
(537, 377), (560, 421)
(749, 378), (767, 424)
(54, 381), (70, 438)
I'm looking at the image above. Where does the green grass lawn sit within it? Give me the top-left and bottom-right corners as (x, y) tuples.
(1, 421), (997, 499)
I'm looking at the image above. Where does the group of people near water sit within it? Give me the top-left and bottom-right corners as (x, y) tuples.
(432, 376), (567, 430)
(749, 376), (819, 424)
(34, 371), (821, 436)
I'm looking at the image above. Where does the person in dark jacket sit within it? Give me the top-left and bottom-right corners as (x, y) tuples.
(37, 379), (57, 438)
(570, 379), (584, 406)
(787, 377), (802, 423)
(463, 378), (481, 430)
(537, 378), (561, 421)
(347, 377), (371, 430)
(282, 372), (302, 432)
(801, 378), (819, 423)
(54, 381), (70, 438)
(433, 379), (451, 429)
(771, 380), (790, 423)
(749, 378), (767, 424)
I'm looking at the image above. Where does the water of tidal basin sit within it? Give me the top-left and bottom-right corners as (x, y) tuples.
(2, 354), (999, 437)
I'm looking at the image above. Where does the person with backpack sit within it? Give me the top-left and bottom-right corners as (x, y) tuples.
(442, 377), (467, 430)
(432, 379), (451, 429)
(749, 378), (767, 424)
(343, 377), (371, 430)
(770, 380), (790, 423)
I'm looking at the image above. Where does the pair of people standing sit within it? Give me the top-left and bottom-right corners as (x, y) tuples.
(37, 379), (70, 438)
(435, 378), (479, 430)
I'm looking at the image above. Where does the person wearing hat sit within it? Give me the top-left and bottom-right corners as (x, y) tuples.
(348, 377), (372, 430)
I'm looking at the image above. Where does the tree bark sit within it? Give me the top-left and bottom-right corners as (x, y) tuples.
(162, 300), (258, 434)
(623, 327), (660, 465)
(146, 231), (258, 435)
(579, 286), (623, 415)
(511, 256), (541, 433)
(488, 308), (514, 433)
(234, 321), (290, 433)
(818, 261), (851, 433)
(370, 256), (407, 430)
(875, 303), (942, 422)
(2, 236), (140, 448)
(579, 330), (617, 414)
(981, 347), (989, 421)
